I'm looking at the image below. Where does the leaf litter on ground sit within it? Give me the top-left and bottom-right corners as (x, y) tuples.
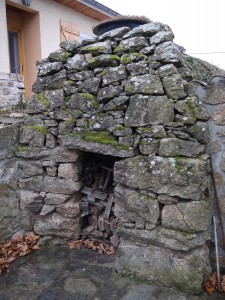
(0, 232), (40, 275)
(68, 238), (115, 255)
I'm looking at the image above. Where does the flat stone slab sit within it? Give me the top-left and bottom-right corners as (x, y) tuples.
(0, 246), (219, 300)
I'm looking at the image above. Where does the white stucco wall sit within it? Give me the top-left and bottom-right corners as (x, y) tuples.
(9, 0), (99, 58)
(0, 0), (10, 72)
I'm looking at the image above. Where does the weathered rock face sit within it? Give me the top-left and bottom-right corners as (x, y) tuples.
(0, 20), (216, 295)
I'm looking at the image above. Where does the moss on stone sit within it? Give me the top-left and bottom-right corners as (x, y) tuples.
(174, 157), (183, 173)
(65, 118), (76, 125)
(110, 55), (120, 62)
(121, 56), (132, 65)
(25, 126), (48, 135)
(0, 184), (8, 197)
(15, 145), (29, 153)
(79, 93), (95, 100)
(36, 93), (50, 108)
(84, 46), (105, 52)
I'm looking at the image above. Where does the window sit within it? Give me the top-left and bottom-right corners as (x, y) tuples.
(60, 20), (80, 42)
(8, 31), (20, 74)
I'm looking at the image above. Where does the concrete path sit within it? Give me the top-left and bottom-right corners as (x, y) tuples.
(0, 245), (223, 300)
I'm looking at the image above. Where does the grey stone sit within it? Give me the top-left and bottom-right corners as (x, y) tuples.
(125, 74), (164, 95)
(90, 115), (118, 131)
(118, 136), (134, 147)
(34, 212), (80, 239)
(67, 93), (98, 112)
(18, 159), (43, 177)
(32, 70), (67, 93)
(136, 125), (167, 138)
(122, 22), (163, 39)
(56, 195), (81, 217)
(44, 120), (58, 127)
(65, 54), (88, 71)
(114, 156), (210, 200)
(103, 95), (129, 111)
(187, 121), (210, 144)
(102, 66), (127, 85)
(139, 45), (156, 55)
(99, 26), (130, 40)
(126, 61), (148, 76)
(80, 40), (112, 55)
(155, 64), (178, 78)
(19, 190), (41, 210)
(0, 124), (19, 154)
(113, 125), (132, 137)
(59, 134), (135, 158)
(212, 106), (225, 124)
(162, 198), (213, 232)
(58, 163), (81, 181)
(19, 126), (46, 148)
(58, 120), (75, 135)
(114, 184), (159, 226)
(116, 239), (211, 294)
(204, 87), (225, 104)
(117, 226), (210, 251)
(162, 74), (186, 99)
(44, 193), (70, 205)
(15, 146), (80, 162)
(158, 194), (179, 204)
(67, 70), (94, 81)
(139, 138), (160, 155)
(121, 53), (148, 65)
(44, 89), (65, 108)
(59, 40), (80, 52)
(124, 94), (174, 127)
(40, 204), (55, 215)
(175, 114), (196, 125)
(46, 134), (57, 148)
(155, 41), (183, 64)
(97, 85), (123, 103)
(64, 277), (97, 295)
(175, 97), (209, 121)
(114, 36), (149, 53)
(48, 49), (72, 62)
(37, 62), (62, 76)
(19, 176), (82, 194)
(159, 138), (205, 157)
(150, 30), (174, 45)
(46, 167), (57, 176)
(88, 54), (120, 69)
(77, 77), (101, 94)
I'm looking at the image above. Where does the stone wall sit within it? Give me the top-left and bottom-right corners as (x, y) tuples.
(0, 72), (24, 110)
(0, 21), (218, 294)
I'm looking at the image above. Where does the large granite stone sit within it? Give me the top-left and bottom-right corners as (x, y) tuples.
(116, 239), (211, 294)
(124, 95), (174, 127)
(114, 36), (149, 53)
(162, 74), (186, 99)
(114, 184), (159, 228)
(114, 156), (210, 200)
(117, 226), (210, 251)
(80, 40), (112, 55)
(162, 198), (213, 232)
(65, 54), (88, 71)
(125, 74), (164, 95)
(34, 212), (80, 239)
(59, 134), (135, 158)
(19, 176), (81, 194)
(102, 66), (127, 85)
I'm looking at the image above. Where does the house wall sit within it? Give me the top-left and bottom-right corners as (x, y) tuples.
(0, 1), (10, 73)
(7, 0), (98, 58)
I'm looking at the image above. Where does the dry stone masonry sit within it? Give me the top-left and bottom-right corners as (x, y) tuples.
(2, 20), (225, 294)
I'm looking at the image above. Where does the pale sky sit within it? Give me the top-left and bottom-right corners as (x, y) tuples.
(97, 0), (225, 70)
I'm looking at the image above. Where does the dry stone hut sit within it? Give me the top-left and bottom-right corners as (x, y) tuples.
(1, 18), (225, 295)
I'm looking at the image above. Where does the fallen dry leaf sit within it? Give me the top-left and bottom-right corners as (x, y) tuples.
(204, 272), (217, 294)
(0, 232), (40, 275)
(68, 238), (115, 255)
(221, 275), (225, 293)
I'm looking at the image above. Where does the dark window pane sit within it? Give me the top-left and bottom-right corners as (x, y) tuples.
(8, 31), (20, 74)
